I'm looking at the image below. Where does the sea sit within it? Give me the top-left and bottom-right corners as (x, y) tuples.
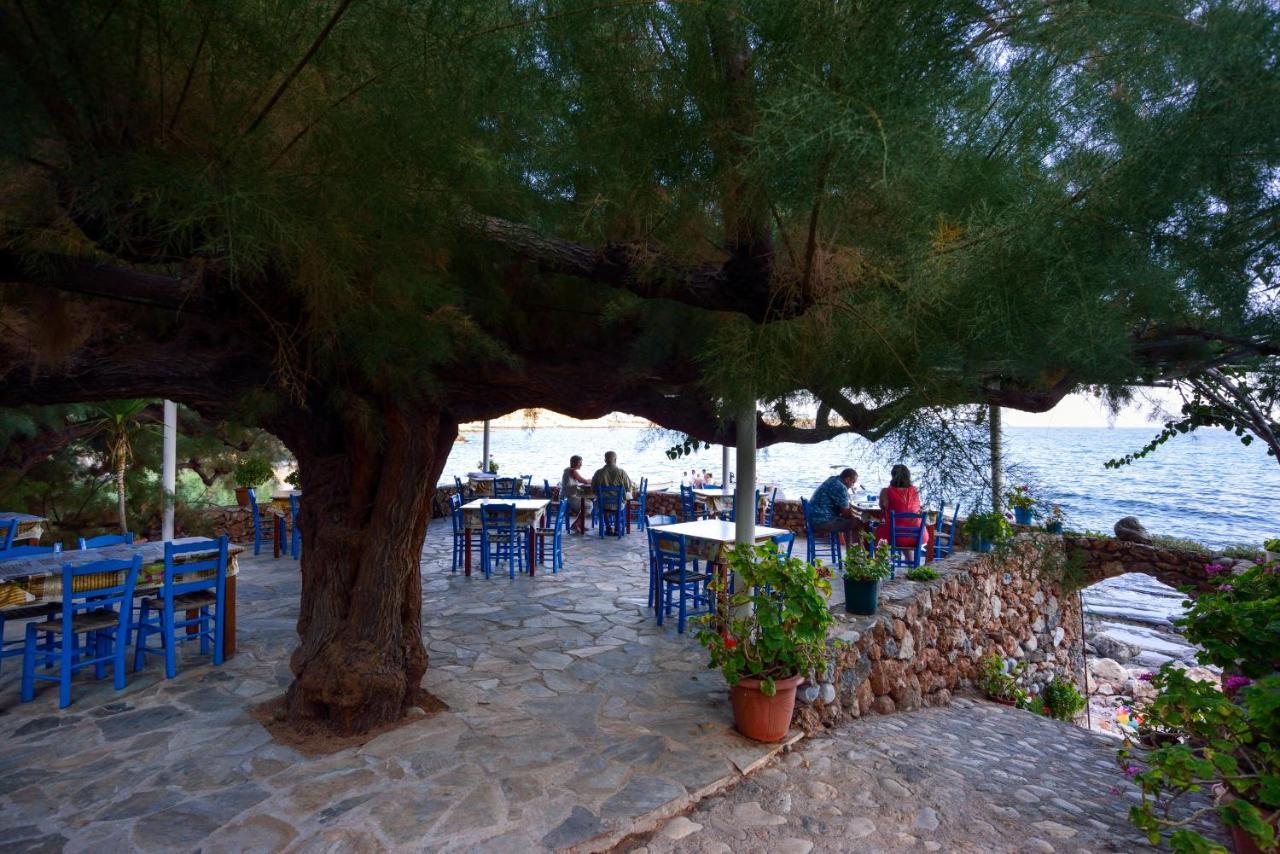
(445, 423), (1278, 652)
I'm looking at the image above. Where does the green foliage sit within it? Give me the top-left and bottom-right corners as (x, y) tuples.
(905, 565), (940, 582)
(284, 470), (301, 488)
(1121, 670), (1280, 852)
(964, 512), (1014, 546)
(1179, 562), (1280, 679)
(696, 543), (834, 695)
(232, 457), (274, 490)
(1150, 535), (1215, 556)
(1220, 543), (1263, 561)
(1005, 485), (1036, 512)
(1041, 676), (1086, 722)
(842, 537), (892, 582)
(666, 437), (713, 461)
(1266, 539), (1280, 553)
(976, 653), (1027, 705)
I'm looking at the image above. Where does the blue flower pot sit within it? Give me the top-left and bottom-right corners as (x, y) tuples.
(1045, 521), (1063, 534)
(843, 578), (880, 615)
(1014, 507), (1034, 526)
(973, 537), (994, 553)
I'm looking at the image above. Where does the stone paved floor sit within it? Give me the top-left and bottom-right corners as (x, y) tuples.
(625, 697), (1224, 854)
(0, 523), (785, 852)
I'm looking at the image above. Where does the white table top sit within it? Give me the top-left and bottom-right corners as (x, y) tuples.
(467, 472), (497, 480)
(649, 520), (790, 544)
(271, 490), (301, 500)
(692, 488), (734, 499)
(460, 498), (549, 511)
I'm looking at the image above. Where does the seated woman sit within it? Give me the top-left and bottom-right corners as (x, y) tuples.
(877, 464), (931, 547)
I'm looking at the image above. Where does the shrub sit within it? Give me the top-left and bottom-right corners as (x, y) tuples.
(233, 457), (274, 489)
(905, 565), (939, 581)
(284, 469), (301, 488)
(1180, 561), (1280, 679)
(964, 511), (1014, 546)
(1005, 484), (1036, 511)
(1041, 676), (1085, 721)
(976, 653), (1027, 705)
(696, 543), (833, 696)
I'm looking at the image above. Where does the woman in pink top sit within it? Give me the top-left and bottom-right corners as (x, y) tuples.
(877, 464), (930, 547)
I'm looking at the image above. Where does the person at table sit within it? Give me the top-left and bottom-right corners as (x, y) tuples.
(877, 464), (931, 547)
(808, 468), (866, 541)
(590, 451), (635, 494)
(561, 455), (593, 534)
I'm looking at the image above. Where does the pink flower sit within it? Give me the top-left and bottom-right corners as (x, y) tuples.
(1205, 563), (1228, 575)
(1216, 583), (1234, 592)
(1138, 672), (1154, 682)
(1123, 763), (1143, 778)
(1108, 786), (1120, 796)
(1224, 675), (1252, 692)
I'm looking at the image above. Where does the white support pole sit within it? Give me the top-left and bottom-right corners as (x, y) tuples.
(721, 442), (731, 489)
(482, 420), (491, 471)
(734, 401), (757, 548)
(162, 399), (177, 541)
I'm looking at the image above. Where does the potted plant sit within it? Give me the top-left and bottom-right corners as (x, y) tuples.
(232, 457), (274, 508)
(1264, 537), (1280, 563)
(697, 542), (833, 742)
(1006, 484), (1037, 525)
(841, 536), (892, 615)
(964, 511), (1014, 552)
(1120, 559), (1280, 852)
(1045, 504), (1066, 534)
(976, 653), (1028, 706)
(1041, 675), (1085, 721)
(479, 458), (499, 474)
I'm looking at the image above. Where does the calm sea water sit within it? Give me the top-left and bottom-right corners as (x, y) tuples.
(444, 425), (1278, 549)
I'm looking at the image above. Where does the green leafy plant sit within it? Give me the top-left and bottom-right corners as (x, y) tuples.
(976, 653), (1028, 705)
(233, 457), (274, 490)
(1120, 670), (1279, 852)
(1181, 561), (1280, 679)
(1041, 676), (1085, 722)
(906, 565), (940, 581)
(284, 469), (301, 488)
(478, 458), (499, 474)
(842, 537), (892, 582)
(696, 543), (833, 696)
(964, 511), (1014, 546)
(1265, 538), (1280, 553)
(1005, 484), (1036, 511)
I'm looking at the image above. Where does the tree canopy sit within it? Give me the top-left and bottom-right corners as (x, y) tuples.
(2, 0), (1277, 731)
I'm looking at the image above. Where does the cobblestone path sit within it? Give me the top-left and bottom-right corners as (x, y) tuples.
(625, 697), (1223, 854)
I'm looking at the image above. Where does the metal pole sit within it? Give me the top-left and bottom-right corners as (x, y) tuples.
(162, 399), (177, 541)
(733, 400), (757, 618)
(722, 442), (731, 490)
(482, 420), (491, 471)
(989, 404), (1003, 513)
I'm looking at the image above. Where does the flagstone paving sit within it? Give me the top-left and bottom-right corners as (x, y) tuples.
(0, 524), (784, 853)
(625, 697), (1225, 854)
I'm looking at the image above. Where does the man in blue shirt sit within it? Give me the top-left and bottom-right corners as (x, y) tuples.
(809, 468), (866, 540)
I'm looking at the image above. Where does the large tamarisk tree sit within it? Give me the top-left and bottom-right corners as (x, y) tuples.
(1, 1), (1276, 733)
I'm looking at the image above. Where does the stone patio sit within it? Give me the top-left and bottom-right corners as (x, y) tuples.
(0, 523), (789, 852)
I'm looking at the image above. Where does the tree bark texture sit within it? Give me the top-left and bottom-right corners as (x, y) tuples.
(275, 403), (457, 734)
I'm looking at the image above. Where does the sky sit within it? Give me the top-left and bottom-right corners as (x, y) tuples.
(1001, 388), (1181, 428)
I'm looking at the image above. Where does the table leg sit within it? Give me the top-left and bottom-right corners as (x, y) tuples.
(223, 575), (237, 659)
(527, 526), (536, 576)
(272, 517), (281, 559)
(465, 529), (473, 576)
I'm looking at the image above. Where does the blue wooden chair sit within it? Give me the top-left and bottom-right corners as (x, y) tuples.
(651, 530), (710, 634)
(21, 554), (142, 708)
(246, 487), (264, 556)
(519, 475), (533, 497)
(596, 485), (627, 538)
(454, 475), (474, 501)
(479, 503), (524, 579)
(448, 493), (480, 573)
(627, 477), (649, 532)
(726, 490), (760, 523)
(800, 497), (842, 568)
(494, 477), (519, 498)
(0, 518), (16, 551)
(78, 532), (135, 550)
(133, 536), (229, 679)
(289, 494), (301, 560)
(679, 485), (705, 522)
(645, 514), (678, 606)
(887, 511), (928, 577)
(0, 543), (63, 673)
(534, 500), (569, 573)
(771, 531), (796, 559)
(934, 502), (960, 559)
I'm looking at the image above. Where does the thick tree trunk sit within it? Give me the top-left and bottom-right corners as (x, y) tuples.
(276, 403), (457, 734)
(115, 457), (128, 533)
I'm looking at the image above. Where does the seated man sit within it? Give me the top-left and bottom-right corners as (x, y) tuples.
(591, 451), (635, 534)
(561, 455), (593, 534)
(808, 467), (867, 543)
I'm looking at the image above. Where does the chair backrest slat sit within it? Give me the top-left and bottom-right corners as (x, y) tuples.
(480, 503), (517, 532)
(78, 532), (135, 550)
(0, 543), (62, 561)
(164, 537), (229, 599)
(61, 556), (142, 627)
(598, 485), (624, 510)
(0, 518), (17, 551)
(890, 511), (928, 545)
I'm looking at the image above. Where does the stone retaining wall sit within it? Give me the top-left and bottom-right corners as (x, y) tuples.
(796, 535), (1084, 732)
(194, 505), (259, 544)
(1065, 534), (1217, 593)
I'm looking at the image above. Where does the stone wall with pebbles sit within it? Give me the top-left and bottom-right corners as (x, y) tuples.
(1065, 535), (1222, 593)
(795, 535), (1084, 732)
(194, 506), (257, 543)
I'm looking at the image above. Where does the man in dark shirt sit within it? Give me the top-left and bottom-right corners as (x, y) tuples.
(809, 468), (866, 540)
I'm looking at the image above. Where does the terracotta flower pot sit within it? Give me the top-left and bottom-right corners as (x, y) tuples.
(235, 487), (250, 508)
(730, 674), (805, 742)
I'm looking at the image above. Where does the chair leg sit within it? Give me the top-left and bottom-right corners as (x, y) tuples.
(199, 607), (211, 656)
(94, 631), (107, 680)
(58, 630), (74, 708)
(20, 623), (37, 702)
(133, 601), (150, 672)
(213, 591), (226, 667)
(677, 579), (688, 634)
(161, 607), (177, 679)
(113, 625), (128, 690)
